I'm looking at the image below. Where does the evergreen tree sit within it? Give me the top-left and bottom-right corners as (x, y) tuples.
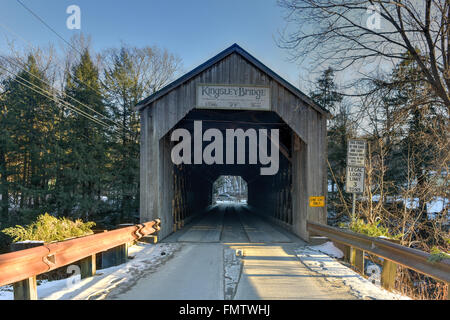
(1, 54), (59, 224)
(58, 50), (108, 221)
(389, 53), (446, 222)
(102, 45), (180, 224)
(310, 68), (353, 221)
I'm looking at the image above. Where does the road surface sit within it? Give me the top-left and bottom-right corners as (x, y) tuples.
(108, 204), (357, 300)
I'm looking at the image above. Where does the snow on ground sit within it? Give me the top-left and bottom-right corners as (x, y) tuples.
(296, 242), (410, 300)
(0, 242), (181, 300)
(309, 241), (344, 259)
(15, 240), (45, 244)
(223, 248), (243, 300)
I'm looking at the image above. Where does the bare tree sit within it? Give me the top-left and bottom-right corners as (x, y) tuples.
(278, 0), (450, 106)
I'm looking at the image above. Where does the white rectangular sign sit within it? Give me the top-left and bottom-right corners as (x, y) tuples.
(347, 139), (366, 167)
(196, 84), (271, 110)
(346, 166), (365, 194)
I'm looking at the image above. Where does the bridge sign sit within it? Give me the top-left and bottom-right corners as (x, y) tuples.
(347, 139), (366, 167)
(309, 196), (325, 207)
(196, 84), (271, 111)
(346, 139), (366, 220)
(346, 166), (365, 194)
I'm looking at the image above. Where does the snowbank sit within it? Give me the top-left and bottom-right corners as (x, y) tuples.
(296, 243), (410, 300)
(309, 241), (344, 259)
(0, 242), (181, 300)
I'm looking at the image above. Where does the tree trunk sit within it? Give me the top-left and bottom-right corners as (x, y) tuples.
(0, 147), (9, 226)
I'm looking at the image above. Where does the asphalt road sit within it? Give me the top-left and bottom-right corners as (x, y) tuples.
(110, 204), (356, 300)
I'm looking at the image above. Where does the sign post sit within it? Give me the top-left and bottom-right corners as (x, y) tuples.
(345, 139), (366, 222)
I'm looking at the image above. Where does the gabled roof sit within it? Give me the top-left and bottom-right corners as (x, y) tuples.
(135, 43), (329, 115)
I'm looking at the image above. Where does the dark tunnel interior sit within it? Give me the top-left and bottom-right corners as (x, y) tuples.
(168, 109), (294, 231)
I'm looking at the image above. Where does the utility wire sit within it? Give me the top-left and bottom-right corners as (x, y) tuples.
(0, 63), (109, 128)
(0, 21), (114, 115)
(2, 5), (135, 134)
(0, 55), (133, 133)
(0, 64), (122, 133)
(15, 0), (85, 58)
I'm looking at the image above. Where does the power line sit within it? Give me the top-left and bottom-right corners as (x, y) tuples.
(12, 1), (115, 104)
(15, 0), (85, 58)
(0, 64), (110, 128)
(0, 21), (112, 112)
(0, 64), (122, 133)
(0, 55), (132, 133)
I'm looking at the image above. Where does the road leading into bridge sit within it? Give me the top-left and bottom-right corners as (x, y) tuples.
(107, 204), (357, 300)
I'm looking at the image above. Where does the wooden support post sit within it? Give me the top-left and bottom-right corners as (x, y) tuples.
(80, 254), (96, 279)
(13, 276), (37, 300)
(350, 247), (365, 273)
(381, 259), (398, 291)
(447, 282), (450, 300)
(140, 235), (158, 244)
(101, 243), (128, 269)
(333, 242), (350, 263)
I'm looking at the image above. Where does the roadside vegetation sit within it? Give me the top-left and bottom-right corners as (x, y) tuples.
(2, 213), (95, 243)
(279, 0), (449, 299)
(0, 36), (181, 253)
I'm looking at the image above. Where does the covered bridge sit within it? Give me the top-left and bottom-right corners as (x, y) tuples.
(136, 44), (330, 241)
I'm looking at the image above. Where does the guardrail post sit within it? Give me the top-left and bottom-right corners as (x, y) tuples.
(141, 235), (158, 244)
(80, 254), (96, 279)
(381, 259), (397, 291)
(13, 276), (37, 300)
(333, 242), (350, 262)
(447, 283), (449, 300)
(101, 243), (128, 269)
(350, 247), (365, 273)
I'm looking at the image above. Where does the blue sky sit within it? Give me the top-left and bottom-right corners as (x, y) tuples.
(0, 0), (309, 88)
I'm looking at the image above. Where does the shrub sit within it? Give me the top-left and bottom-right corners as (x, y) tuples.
(2, 213), (96, 243)
(340, 218), (401, 239)
(428, 247), (450, 263)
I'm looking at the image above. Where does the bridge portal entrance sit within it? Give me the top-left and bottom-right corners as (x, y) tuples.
(136, 44), (329, 241)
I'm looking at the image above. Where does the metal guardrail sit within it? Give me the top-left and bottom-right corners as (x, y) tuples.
(307, 221), (450, 284)
(0, 219), (161, 288)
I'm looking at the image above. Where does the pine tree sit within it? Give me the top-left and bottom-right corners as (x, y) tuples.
(310, 68), (353, 222)
(102, 45), (180, 224)
(59, 49), (108, 222)
(389, 53), (446, 223)
(1, 54), (59, 224)
(102, 47), (140, 224)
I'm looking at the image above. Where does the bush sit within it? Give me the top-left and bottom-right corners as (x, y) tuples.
(428, 247), (450, 263)
(1, 213), (96, 243)
(340, 218), (401, 239)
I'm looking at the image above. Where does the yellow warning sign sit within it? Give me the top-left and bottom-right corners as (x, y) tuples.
(309, 196), (325, 207)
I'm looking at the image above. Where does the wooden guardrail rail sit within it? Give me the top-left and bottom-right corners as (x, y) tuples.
(307, 221), (450, 294)
(0, 219), (160, 299)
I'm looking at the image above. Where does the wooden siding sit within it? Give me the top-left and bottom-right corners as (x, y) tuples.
(139, 52), (327, 240)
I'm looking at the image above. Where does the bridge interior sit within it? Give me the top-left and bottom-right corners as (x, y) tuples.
(166, 109), (296, 239)
(166, 203), (298, 243)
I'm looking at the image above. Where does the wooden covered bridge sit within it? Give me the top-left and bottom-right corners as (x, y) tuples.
(136, 44), (330, 241)
(1, 46), (448, 301)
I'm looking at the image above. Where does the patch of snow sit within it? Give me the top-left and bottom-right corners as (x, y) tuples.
(223, 248), (243, 300)
(296, 247), (410, 300)
(0, 242), (181, 300)
(371, 195), (381, 202)
(309, 241), (344, 259)
(0, 285), (13, 300)
(405, 198), (420, 209)
(15, 240), (45, 244)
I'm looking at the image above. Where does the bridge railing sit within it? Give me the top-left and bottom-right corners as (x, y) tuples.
(307, 221), (450, 295)
(0, 219), (161, 300)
